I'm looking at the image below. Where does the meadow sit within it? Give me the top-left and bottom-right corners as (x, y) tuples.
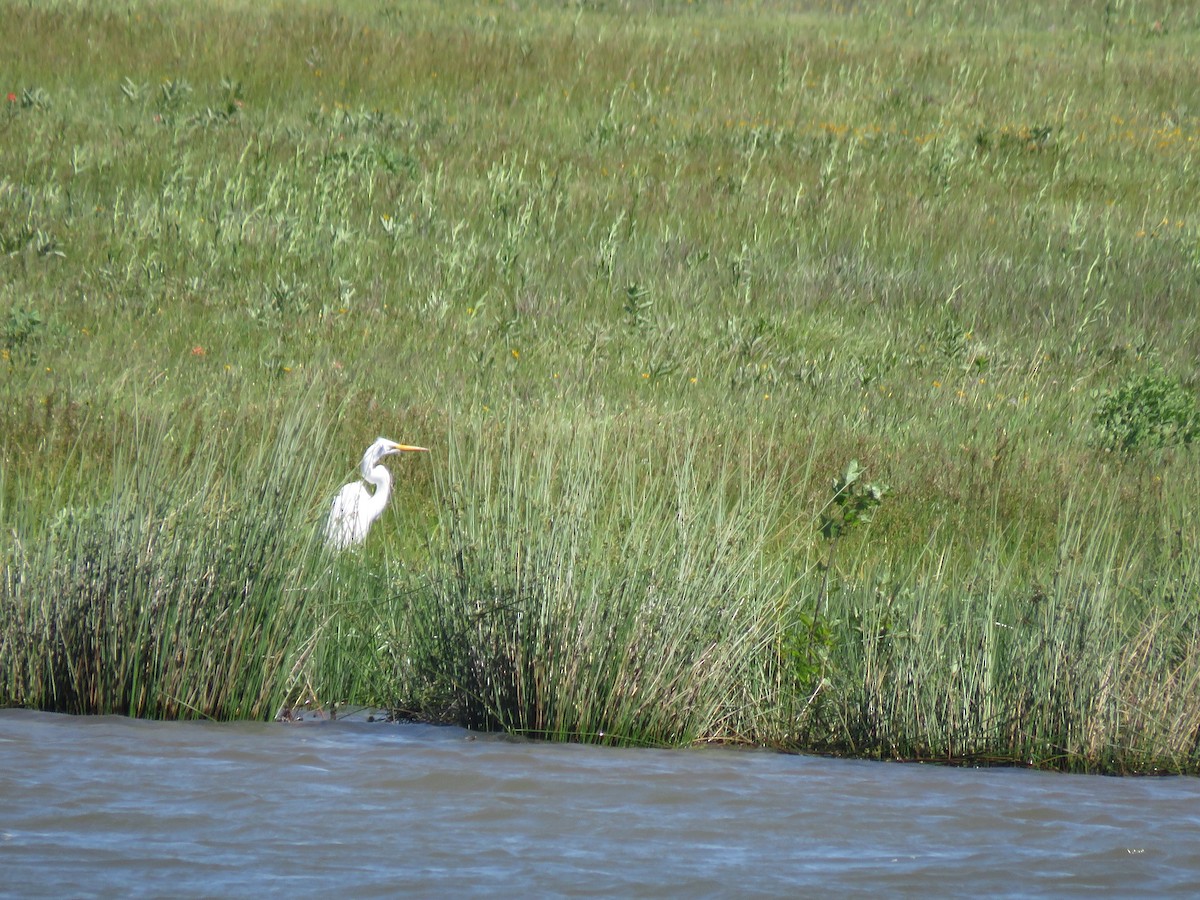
(2, 0), (1199, 772)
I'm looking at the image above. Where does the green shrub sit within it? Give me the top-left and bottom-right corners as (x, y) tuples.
(1093, 373), (1200, 454)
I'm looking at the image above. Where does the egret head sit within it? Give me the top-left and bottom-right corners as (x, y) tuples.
(360, 436), (429, 478)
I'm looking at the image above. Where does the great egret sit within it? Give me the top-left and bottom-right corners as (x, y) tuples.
(325, 437), (429, 549)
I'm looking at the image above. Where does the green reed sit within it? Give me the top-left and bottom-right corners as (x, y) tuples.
(2, 0), (1199, 770)
(797, 486), (1200, 773)
(0, 395), (344, 719)
(366, 414), (803, 746)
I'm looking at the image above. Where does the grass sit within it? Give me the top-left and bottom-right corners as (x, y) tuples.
(382, 414), (798, 745)
(0, 396), (337, 718)
(2, 0), (1199, 772)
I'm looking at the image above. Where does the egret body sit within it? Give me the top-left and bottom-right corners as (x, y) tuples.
(326, 437), (429, 549)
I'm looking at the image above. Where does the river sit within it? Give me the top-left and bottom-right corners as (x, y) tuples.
(2, 709), (1199, 897)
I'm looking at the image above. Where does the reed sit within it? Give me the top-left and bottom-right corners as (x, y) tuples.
(0, 395), (343, 719)
(2, 0), (1199, 770)
(369, 414), (802, 746)
(798, 487), (1200, 773)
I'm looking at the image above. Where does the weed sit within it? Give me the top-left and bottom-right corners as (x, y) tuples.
(2, 305), (52, 362)
(1093, 373), (1199, 453)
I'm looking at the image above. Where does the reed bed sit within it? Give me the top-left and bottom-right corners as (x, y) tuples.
(803, 492), (1200, 772)
(0, 399), (343, 719)
(2, 0), (1199, 771)
(374, 414), (800, 745)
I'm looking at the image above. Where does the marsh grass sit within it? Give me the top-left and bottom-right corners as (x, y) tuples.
(2, 0), (1200, 770)
(373, 415), (804, 745)
(800, 488), (1200, 772)
(0, 396), (347, 719)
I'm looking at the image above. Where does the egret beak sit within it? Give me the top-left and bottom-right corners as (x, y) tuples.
(390, 443), (430, 453)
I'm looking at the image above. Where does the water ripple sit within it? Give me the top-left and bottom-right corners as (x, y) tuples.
(2, 709), (1199, 897)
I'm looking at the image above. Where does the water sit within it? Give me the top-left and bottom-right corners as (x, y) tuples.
(2, 709), (1199, 898)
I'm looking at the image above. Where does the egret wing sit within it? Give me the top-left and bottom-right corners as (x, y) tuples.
(325, 481), (372, 548)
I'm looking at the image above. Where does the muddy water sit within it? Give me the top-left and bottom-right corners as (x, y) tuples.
(2, 709), (1199, 897)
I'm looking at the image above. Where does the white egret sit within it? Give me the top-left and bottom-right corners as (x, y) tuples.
(325, 437), (429, 549)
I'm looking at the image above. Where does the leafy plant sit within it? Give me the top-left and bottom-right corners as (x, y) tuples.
(796, 459), (888, 709)
(119, 77), (148, 104)
(1092, 373), (1199, 453)
(19, 86), (51, 110)
(157, 77), (193, 109)
(2, 305), (49, 361)
(820, 459), (888, 542)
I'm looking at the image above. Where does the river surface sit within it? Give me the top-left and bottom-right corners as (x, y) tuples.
(2, 709), (1199, 897)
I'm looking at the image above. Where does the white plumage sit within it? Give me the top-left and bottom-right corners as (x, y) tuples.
(325, 436), (429, 549)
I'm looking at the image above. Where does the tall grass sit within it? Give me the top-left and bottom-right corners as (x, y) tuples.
(2, 0), (1199, 770)
(797, 487), (1200, 772)
(0, 394), (345, 719)
(372, 414), (803, 745)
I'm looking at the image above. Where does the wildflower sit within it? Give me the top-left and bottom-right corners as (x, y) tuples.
(191, 346), (205, 357)
(6, 92), (16, 103)
(511, 348), (519, 360)
(932, 380), (941, 388)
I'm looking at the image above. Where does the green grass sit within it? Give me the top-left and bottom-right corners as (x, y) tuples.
(0, 396), (337, 718)
(2, 0), (1199, 772)
(383, 414), (798, 745)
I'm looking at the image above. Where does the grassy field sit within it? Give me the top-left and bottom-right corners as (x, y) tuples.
(2, 0), (1199, 772)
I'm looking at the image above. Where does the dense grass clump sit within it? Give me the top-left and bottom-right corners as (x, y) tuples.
(377, 415), (802, 745)
(803, 493), (1200, 772)
(3, 0), (1200, 771)
(0, 400), (345, 719)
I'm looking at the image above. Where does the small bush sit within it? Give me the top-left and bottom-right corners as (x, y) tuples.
(1092, 373), (1199, 454)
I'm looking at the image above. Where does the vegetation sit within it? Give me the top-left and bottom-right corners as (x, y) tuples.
(2, 0), (1199, 772)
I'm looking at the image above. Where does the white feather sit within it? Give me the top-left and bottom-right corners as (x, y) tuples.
(325, 437), (428, 549)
